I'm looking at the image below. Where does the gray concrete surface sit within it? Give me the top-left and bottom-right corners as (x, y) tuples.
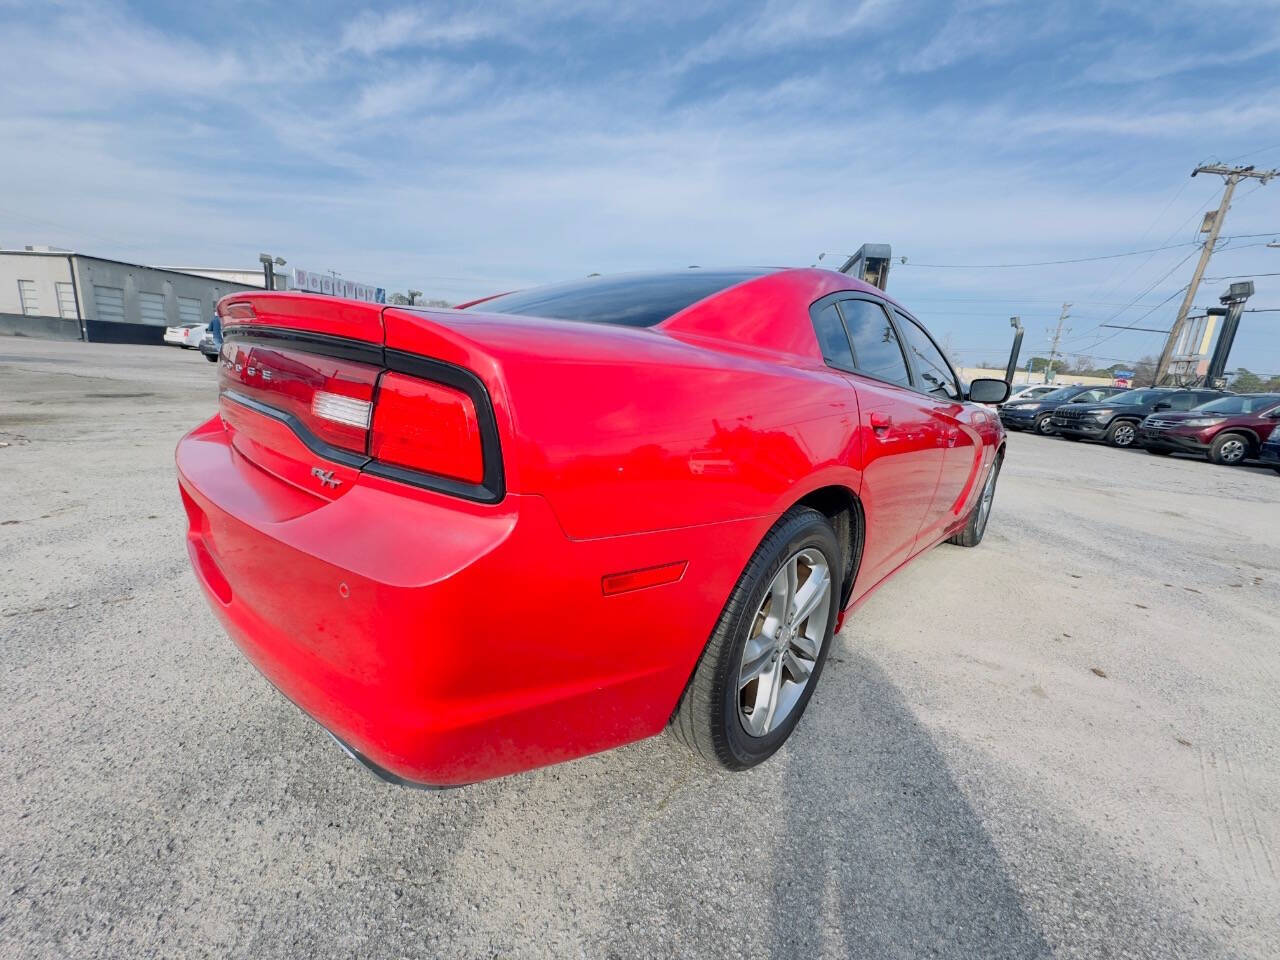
(2, 337), (1278, 959)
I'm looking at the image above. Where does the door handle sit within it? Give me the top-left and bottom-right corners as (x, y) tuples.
(870, 412), (893, 434)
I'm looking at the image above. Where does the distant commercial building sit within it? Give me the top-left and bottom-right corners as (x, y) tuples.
(0, 246), (261, 344)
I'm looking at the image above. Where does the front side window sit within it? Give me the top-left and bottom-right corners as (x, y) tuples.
(1112, 389), (1163, 406)
(1196, 395), (1280, 415)
(897, 313), (961, 401)
(838, 299), (911, 387)
(811, 302), (855, 371)
(1166, 393), (1200, 410)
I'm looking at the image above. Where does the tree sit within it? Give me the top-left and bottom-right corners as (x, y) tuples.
(386, 292), (412, 305)
(1230, 368), (1265, 392)
(1028, 356), (1064, 374)
(1131, 355), (1158, 386)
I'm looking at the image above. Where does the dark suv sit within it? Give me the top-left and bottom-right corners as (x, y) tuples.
(1139, 393), (1280, 465)
(998, 384), (1128, 436)
(1051, 387), (1225, 448)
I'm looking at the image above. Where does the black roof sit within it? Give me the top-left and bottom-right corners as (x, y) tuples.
(466, 269), (774, 328)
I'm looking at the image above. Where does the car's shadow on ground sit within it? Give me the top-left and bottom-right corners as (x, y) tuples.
(590, 652), (1052, 959)
(767, 653), (1051, 958)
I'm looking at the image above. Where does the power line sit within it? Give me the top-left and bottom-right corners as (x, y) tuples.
(893, 233), (1276, 269)
(899, 241), (1196, 269)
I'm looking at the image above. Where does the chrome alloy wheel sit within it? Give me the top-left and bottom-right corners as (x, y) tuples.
(1219, 437), (1246, 463)
(1112, 422), (1136, 446)
(737, 548), (832, 738)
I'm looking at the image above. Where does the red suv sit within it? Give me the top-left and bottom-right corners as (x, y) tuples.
(1138, 393), (1280, 465)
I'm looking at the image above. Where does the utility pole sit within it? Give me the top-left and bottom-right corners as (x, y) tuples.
(1044, 303), (1071, 384)
(1153, 163), (1277, 384)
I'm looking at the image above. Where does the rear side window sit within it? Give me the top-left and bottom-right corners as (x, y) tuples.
(811, 302), (855, 371)
(466, 270), (771, 327)
(897, 313), (961, 401)
(838, 299), (911, 387)
(1166, 393), (1200, 410)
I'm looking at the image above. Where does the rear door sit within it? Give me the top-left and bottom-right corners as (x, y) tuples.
(893, 309), (981, 546)
(813, 295), (943, 590)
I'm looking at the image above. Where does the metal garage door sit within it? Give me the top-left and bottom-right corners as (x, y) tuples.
(138, 292), (166, 325)
(94, 286), (125, 322)
(17, 280), (39, 315)
(55, 282), (78, 319)
(177, 296), (202, 325)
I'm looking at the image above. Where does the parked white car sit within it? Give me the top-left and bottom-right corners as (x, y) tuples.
(163, 323), (208, 348)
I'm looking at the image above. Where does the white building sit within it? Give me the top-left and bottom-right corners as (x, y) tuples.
(0, 247), (260, 343)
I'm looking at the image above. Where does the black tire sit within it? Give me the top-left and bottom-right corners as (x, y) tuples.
(1146, 447), (1173, 456)
(949, 454), (1002, 547)
(1105, 419), (1139, 448)
(204, 353), (218, 363)
(1209, 432), (1251, 466)
(670, 506), (840, 771)
(1034, 414), (1056, 436)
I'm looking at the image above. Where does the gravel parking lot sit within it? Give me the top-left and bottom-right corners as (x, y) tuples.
(2, 337), (1278, 959)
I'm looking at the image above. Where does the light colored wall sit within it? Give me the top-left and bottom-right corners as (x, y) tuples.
(959, 366), (1116, 387)
(0, 252), (75, 317)
(155, 267), (272, 288)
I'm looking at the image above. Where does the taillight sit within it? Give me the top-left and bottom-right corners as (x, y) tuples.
(218, 336), (499, 500)
(218, 342), (379, 454)
(370, 371), (484, 483)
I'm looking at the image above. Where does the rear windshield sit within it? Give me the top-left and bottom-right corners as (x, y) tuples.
(465, 270), (772, 327)
(1196, 394), (1280, 415)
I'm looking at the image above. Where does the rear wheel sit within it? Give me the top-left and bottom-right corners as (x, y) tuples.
(1035, 414), (1056, 436)
(204, 353), (218, 363)
(670, 507), (839, 770)
(1209, 432), (1250, 465)
(1106, 420), (1139, 448)
(949, 455), (1001, 547)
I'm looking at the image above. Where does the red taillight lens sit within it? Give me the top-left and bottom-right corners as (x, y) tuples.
(218, 342), (379, 453)
(370, 371), (485, 483)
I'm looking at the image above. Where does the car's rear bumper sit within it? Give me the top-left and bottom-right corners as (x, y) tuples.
(176, 415), (761, 786)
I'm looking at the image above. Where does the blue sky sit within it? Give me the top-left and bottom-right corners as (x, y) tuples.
(3, 0), (1280, 373)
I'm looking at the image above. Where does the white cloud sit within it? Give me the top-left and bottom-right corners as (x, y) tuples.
(677, 0), (896, 68)
(338, 7), (505, 56)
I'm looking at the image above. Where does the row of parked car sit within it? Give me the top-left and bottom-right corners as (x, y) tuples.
(998, 384), (1280, 472)
(163, 321), (222, 362)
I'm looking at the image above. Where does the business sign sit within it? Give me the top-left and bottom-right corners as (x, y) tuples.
(1113, 368), (1134, 388)
(293, 268), (385, 304)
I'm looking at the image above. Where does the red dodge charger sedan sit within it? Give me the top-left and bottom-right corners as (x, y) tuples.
(176, 268), (1009, 786)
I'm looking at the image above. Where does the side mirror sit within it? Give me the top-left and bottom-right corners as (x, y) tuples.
(1153, 401), (1172, 411)
(1070, 396), (1090, 403)
(968, 378), (1010, 404)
